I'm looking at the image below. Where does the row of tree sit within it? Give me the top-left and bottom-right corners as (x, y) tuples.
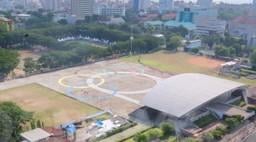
(24, 35), (161, 74)
(0, 49), (19, 80)
(0, 24), (130, 49)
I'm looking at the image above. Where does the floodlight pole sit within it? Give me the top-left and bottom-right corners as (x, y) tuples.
(130, 25), (134, 56)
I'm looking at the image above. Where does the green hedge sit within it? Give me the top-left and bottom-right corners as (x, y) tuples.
(194, 114), (217, 128)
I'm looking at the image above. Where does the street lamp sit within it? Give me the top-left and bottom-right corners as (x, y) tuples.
(130, 25), (134, 56)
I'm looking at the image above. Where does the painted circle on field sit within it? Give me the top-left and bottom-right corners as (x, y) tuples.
(58, 74), (105, 89)
(88, 71), (160, 95)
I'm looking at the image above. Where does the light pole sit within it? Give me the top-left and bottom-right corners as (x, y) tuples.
(130, 25), (134, 56)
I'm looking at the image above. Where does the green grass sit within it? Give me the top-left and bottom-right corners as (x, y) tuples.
(100, 124), (150, 142)
(123, 51), (256, 86)
(123, 51), (210, 74)
(194, 114), (217, 128)
(0, 83), (100, 126)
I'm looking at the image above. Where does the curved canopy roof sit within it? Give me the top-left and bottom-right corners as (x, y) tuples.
(142, 73), (245, 118)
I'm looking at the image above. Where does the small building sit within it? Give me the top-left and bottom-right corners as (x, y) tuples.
(184, 39), (202, 50)
(144, 20), (163, 30)
(0, 16), (14, 31)
(103, 17), (125, 25)
(164, 20), (196, 31)
(20, 128), (52, 142)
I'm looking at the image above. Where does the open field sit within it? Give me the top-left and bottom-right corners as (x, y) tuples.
(0, 60), (168, 119)
(123, 51), (223, 74)
(123, 51), (256, 86)
(0, 83), (100, 126)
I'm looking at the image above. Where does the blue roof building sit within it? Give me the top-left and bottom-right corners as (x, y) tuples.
(164, 20), (196, 31)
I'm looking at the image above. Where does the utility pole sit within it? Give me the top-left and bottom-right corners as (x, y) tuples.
(130, 25), (134, 55)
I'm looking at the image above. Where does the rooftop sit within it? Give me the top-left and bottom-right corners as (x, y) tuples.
(142, 73), (245, 118)
(20, 128), (51, 142)
(164, 20), (196, 30)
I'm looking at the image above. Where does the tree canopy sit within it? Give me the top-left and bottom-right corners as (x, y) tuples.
(0, 48), (19, 79)
(0, 102), (33, 142)
(250, 50), (256, 69)
(166, 36), (182, 51)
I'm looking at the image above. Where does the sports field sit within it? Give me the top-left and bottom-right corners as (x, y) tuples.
(123, 50), (256, 85)
(0, 83), (100, 127)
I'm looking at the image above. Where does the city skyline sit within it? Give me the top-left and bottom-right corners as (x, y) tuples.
(152, 0), (253, 4)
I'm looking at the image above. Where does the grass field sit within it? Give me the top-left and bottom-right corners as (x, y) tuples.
(123, 50), (256, 85)
(0, 83), (100, 126)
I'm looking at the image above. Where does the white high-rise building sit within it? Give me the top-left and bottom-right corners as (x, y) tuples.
(197, 0), (213, 8)
(72, 0), (94, 19)
(253, 0), (256, 11)
(40, 0), (61, 11)
(159, 0), (173, 13)
(132, 0), (150, 12)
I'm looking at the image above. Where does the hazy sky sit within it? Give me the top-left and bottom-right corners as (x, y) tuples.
(153, 0), (254, 4)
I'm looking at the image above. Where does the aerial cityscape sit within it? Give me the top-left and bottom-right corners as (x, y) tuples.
(0, 0), (256, 142)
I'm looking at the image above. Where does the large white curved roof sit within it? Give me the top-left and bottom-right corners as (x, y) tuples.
(142, 73), (245, 118)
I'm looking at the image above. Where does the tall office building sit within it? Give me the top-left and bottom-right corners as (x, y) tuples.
(40, 0), (61, 11)
(197, 0), (213, 8)
(159, 0), (173, 13)
(253, 0), (256, 11)
(132, 0), (150, 12)
(72, 0), (94, 19)
(177, 8), (194, 23)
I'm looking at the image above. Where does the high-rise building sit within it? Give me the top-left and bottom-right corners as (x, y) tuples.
(177, 8), (194, 23)
(197, 0), (213, 8)
(132, 0), (150, 12)
(40, 0), (61, 11)
(253, 0), (256, 11)
(71, 0), (94, 19)
(159, 0), (173, 13)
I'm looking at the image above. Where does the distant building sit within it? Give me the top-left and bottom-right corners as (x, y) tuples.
(197, 0), (213, 8)
(159, 0), (173, 13)
(177, 8), (194, 23)
(144, 8), (196, 32)
(0, 16), (14, 32)
(164, 20), (196, 31)
(0, 0), (13, 10)
(193, 7), (226, 36)
(96, 4), (125, 17)
(228, 16), (256, 47)
(195, 17), (226, 36)
(40, 0), (61, 11)
(103, 17), (125, 25)
(251, 0), (256, 15)
(71, 0), (94, 19)
(132, 0), (150, 12)
(185, 39), (202, 49)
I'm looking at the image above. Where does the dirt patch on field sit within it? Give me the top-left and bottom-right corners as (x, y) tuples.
(188, 56), (224, 69)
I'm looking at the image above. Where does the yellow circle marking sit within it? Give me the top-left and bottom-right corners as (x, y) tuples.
(58, 74), (105, 89)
